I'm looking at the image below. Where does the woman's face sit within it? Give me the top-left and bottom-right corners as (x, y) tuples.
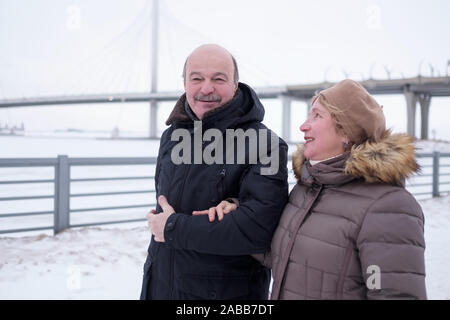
(300, 99), (346, 161)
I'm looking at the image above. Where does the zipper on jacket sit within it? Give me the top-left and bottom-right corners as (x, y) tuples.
(218, 168), (226, 199)
(169, 247), (174, 298)
(170, 161), (191, 299)
(272, 184), (324, 300)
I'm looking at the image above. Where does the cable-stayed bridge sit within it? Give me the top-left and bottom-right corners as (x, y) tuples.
(1, 0), (449, 141)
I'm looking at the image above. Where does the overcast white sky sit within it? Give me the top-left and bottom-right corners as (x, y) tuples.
(0, 0), (449, 140)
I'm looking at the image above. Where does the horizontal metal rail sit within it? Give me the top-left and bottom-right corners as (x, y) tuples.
(70, 218), (147, 229)
(70, 190), (154, 197)
(71, 176), (154, 182)
(68, 157), (157, 166)
(0, 158), (58, 166)
(0, 194), (54, 201)
(0, 179), (54, 184)
(0, 210), (54, 218)
(71, 203), (154, 213)
(417, 153), (450, 157)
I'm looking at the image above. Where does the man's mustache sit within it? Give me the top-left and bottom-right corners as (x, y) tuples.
(194, 94), (221, 103)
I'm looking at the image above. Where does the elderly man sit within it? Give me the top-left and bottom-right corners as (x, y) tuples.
(140, 44), (288, 300)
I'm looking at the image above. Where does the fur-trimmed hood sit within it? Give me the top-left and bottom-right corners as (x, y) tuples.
(292, 131), (420, 185)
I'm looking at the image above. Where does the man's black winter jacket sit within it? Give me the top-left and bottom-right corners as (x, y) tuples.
(140, 83), (288, 300)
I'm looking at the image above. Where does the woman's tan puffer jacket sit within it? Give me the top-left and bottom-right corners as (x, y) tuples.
(270, 132), (426, 299)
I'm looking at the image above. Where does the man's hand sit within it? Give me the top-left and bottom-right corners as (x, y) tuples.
(147, 195), (175, 242)
(192, 200), (237, 222)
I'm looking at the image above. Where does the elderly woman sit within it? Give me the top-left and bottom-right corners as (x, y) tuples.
(196, 79), (426, 299)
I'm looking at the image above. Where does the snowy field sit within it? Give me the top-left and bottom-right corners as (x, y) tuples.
(0, 226), (149, 299)
(1, 134), (450, 299)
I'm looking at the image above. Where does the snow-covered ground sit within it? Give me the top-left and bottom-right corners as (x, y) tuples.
(1, 135), (450, 299)
(418, 195), (450, 299)
(0, 226), (149, 299)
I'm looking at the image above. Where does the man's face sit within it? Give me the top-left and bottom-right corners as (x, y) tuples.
(184, 46), (237, 120)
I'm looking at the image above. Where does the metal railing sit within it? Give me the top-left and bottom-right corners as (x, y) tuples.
(0, 156), (157, 235)
(1, 152), (450, 235)
(408, 152), (450, 197)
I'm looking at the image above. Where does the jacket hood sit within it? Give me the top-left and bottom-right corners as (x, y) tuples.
(165, 82), (264, 131)
(292, 130), (420, 185)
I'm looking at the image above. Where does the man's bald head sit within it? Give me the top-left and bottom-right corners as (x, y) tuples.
(182, 44), (239, 84)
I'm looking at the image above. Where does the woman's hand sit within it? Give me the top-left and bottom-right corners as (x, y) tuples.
(192, 200), (237, 222)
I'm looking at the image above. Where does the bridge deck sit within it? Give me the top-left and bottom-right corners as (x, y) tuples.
(1, 76), (449, 108)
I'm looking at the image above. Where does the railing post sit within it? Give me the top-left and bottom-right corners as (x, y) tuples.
(54, 155), (70, 234)
(432, 151), (440, 198)
(280, 95), (292, 143)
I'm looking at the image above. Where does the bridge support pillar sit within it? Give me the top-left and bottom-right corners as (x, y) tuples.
(149, 100), (158, 138)
(305, 96), (313, 117)
(404, 89), (417, 138)
(281, 95), (291, 143)
(149, 0), (159, 139)
(418, 93), (431, 140)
